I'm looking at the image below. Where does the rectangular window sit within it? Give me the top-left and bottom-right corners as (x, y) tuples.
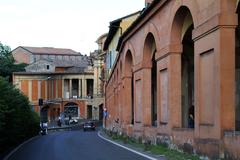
(200, 49), (214, 125)
(136, 79), (142, 122)
(47, 65), (50, 70)
(160, 69), (168, 124)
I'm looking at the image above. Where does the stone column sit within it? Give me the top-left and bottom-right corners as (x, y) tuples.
(78, 79), (82, 98)
(122, 76), (132, 125)
(62, 79), (64, 98)
(55, 79), (58, 99)
(141, 68), (151, 127)
(94, 64), (98, 95)
(119, 82), (123, 125)
(28, 80), (32, 101)
(38, 80), (41, 99)
(167, 52), (181, 128)
(45, 81), (48, 100)
(69, 79), (72, 98)
(82, 78), (87, 98)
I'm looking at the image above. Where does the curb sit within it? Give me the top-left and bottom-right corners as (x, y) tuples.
(97, 131), (158, 160)
(3, 135), (39, 160)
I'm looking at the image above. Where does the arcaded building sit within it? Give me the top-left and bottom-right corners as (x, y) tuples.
(105, 0), (240, 159)
(12, 47), (104, 123)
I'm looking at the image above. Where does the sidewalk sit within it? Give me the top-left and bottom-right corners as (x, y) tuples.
(98, 130), (167, 160)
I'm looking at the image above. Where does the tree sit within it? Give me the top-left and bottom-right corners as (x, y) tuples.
(0, 76), (40, 154)
(0, 42), (27, 82)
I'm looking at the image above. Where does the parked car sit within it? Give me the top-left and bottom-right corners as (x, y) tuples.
(83, 121), (96, 131)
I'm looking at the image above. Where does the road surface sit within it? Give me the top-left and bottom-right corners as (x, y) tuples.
(7, 130), (150, 160)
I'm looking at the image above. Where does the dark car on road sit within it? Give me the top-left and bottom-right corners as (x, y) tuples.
(83, 121), (96, 131)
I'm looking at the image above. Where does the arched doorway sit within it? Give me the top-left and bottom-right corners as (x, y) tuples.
(143, 33), (157, 126)
(172, 7), (195, 128)
(236, 4), (240, 131)
(64, 102), (79, 119)
(182, 24), (194, 128)
(125, 50), (134, 124)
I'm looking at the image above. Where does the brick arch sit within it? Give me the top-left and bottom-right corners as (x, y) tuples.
(142, 22), (160, 51)
(122, 41), (135, 77)
(123, 50), (133, 77)
(142, 32), (157, 68)
(170, 6), (195, 45)
(170, 1), (198, 28)
(167, 1), (198, 48)
(168, 5), (196, 128)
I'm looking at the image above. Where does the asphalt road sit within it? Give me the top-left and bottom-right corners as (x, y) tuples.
(7, 130), (150, 160)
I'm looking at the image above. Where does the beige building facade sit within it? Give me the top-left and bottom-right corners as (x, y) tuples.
(13, 46), (104, 123)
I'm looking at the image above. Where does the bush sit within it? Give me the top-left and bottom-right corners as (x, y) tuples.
(0, 77), (40, 154)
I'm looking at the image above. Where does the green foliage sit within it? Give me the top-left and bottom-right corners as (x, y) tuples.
(104, 129), (200, 160)
(148, 145), (200, 160)
(0, 42), (27, 82)
(0, 77), (40, 154)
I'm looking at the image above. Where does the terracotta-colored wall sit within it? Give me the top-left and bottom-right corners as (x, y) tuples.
(12, 47), (31, 64)
(21, 80), (29, 97)
(32, 80), (38, 101)
(53, 80), (56, 98)
(41, 81), (46, 100)
(55, 67), (66, 72)
(105, 0), (239, 159)
(47, 80), (51, 99)
(224, 133), (240, 160)
(58, 79), (62, 98)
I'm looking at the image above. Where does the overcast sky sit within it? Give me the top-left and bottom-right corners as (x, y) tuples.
(0, 0), (144, 55)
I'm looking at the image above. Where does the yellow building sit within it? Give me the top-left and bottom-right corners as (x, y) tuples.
(103, 11), (140, 80)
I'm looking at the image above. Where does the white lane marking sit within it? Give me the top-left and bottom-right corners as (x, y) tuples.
(98, 131), (158, 160)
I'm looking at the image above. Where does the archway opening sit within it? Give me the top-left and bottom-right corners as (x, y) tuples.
(181, 24), (194, 128)
(125, 51), (134, 124)
(144, 33), (157, 126)
(235, 4), (240, 131)
(151, 51), (157, 126)
(172, 6), (195, 128)
(64, 102), (79, 119)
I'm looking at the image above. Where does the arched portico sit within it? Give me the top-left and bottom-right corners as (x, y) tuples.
(142, 33), (157, 127)
(122, 50), (134, 125)
(170, 6), (195, 129)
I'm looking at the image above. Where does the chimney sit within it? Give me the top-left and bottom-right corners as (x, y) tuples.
(145, 0), (153, 7)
